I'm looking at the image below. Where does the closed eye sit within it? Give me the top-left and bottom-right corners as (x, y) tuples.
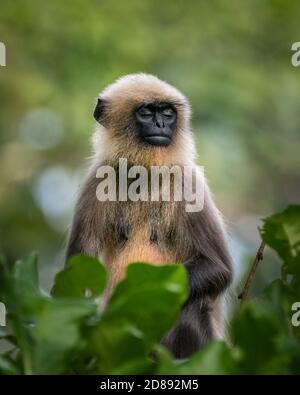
(136, 105), (153, 117)
(162, 108), (175, 117)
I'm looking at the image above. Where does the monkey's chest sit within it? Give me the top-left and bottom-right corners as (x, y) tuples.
(100, 200), (182, 252)
(96, 200), (184, 294)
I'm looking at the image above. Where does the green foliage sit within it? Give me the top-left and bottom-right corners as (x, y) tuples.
(261, 205), (300, 280)
(1, 0), (300, 266)
(52, 255), (107, 298)
(0, 205), (299, 375)
(0, 257), (187, 374)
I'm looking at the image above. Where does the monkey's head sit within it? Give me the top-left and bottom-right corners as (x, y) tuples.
(93, 73), (195, 165)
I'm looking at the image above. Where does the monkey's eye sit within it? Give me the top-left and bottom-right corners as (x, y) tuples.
(137, 107), (153, 117)
(162, 108), (175, 117)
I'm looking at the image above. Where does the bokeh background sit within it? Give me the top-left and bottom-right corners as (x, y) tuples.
(0, 0), (299, 297)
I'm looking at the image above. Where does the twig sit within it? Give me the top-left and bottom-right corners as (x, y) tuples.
(238, 240), (266, 302)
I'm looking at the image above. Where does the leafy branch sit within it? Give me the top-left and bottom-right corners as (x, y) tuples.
(0, 205), (299, 374)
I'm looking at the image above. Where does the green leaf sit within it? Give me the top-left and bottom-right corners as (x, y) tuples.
(14, 253), (40, 298)
(264, 279), (298, 324)
(52, 255), (106, 298)
(89, 321), (148, 374)
(32, 299), (96, 374)
(177, 341), (236, 374)
(13, 254), (46, 315)
(232, 302), (292, 374)
(110, 357), (155, 375)
(260, 205), (300, 277)
(105, 263), (187, 343)
(0, 355), (20, 375)
(1, 254), (43, 309)
(154, 342), (235, 375)
(88, 263), (187, 373)
(153, 345), (181, 374)
(1, 255), (47, 374)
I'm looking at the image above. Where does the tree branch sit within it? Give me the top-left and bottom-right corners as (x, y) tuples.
(238, 240), (265, 302)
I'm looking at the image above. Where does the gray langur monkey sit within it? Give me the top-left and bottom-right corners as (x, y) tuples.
(66, 73), (232, 358)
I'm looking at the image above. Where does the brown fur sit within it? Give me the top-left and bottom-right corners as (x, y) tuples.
(66, 73), (232, 357)
(92, 74), (195, 167)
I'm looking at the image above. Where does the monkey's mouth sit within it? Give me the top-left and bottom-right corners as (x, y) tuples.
(144, 135), (171, 147)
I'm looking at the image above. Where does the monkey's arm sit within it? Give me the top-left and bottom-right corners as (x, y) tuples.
(66, 171), (101, 261)
(163, 193), (232, 358)
(66, 210), (88, 259)
(163, 255), (231, 359)
(183, 185), (232, 297)
(185, 253), (232, 300)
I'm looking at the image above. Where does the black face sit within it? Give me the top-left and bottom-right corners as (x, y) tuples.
(135, 102), (177, 147)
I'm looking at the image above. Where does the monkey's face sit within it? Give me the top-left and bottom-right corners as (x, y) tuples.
(135, 102), (177, 147)
(94, 74), (193, 162)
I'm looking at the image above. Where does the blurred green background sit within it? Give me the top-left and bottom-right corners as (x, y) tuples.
(0, 0), (299, 294)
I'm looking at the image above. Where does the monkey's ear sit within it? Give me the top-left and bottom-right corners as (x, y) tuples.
(93, 98), (107, 124)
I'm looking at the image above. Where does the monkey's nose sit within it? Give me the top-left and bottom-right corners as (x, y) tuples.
(155, 113), (165, 128)
(155, 118), (165, 128)
(156, 121), (163, 128)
